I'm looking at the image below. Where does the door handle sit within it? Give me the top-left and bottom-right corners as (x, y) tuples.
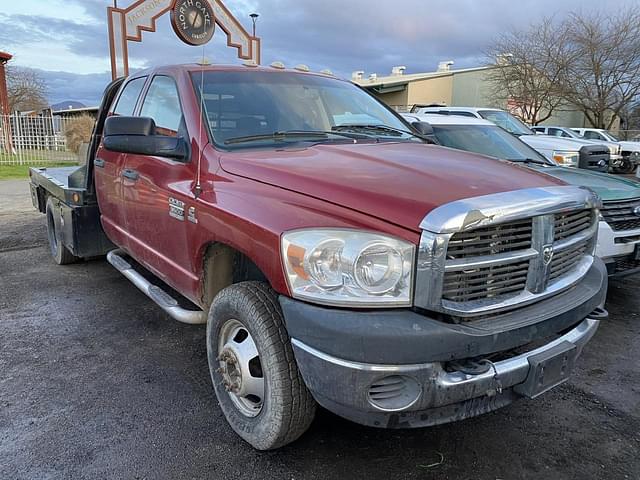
(94, 158), (105, 168)
(122, 169), (139, 181)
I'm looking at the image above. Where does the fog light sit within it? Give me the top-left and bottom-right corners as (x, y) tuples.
(367, 375), (421, 412)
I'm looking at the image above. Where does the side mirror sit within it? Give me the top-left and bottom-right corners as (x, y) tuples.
(103, 116), (188, 161)
(411, 121), (434, 136)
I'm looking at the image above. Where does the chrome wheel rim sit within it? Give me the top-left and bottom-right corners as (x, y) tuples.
(217, 319), (264, 417)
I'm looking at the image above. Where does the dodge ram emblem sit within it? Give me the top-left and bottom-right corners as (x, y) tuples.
(542, 245), (554, 266)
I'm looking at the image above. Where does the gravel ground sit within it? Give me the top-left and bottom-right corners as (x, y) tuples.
(0, 179), (639, 480)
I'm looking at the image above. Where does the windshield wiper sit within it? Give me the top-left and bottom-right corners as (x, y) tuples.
(508, 157), (548, 166)
(224, 130), (366, 145)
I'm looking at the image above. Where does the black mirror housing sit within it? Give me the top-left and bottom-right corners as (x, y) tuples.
(411, 121), (434, 136)
(103, 116), (188, 161)
(104, 116), (156, 137)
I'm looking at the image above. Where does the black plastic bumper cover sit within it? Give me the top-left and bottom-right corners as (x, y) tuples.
(281, 258), (607, 365)
(280, 259), (607, 429)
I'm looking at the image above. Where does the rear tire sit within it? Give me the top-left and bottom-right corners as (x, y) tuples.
(207, 281), (316, 450)
(46, 198), (79, 265)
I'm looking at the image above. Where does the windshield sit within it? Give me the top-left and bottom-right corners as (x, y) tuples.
(559, 128), (582, 139)
(192, 70), (415, 148)
(431, 124), (553, 165)
(602, 131), (619, 142)
(478, 110), (534, 136)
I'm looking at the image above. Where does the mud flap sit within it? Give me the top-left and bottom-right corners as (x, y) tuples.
(514, 341), (577, 399)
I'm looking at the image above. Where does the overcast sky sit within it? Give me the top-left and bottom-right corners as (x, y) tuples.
(0, 0), (636, 106)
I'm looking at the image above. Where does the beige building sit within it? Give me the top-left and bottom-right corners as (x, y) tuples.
(353, 63), (602, 129)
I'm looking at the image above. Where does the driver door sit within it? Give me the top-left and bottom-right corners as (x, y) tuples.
(122, 75), (198, 290)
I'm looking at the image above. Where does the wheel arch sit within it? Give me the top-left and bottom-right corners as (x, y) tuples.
(199, 241), (282, 309)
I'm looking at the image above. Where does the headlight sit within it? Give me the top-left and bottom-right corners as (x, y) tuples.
(282, 229), (415, 307)
(552, 151), (580, 167)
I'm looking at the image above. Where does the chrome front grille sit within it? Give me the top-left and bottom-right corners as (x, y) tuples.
(554, 210), (593, 240)
(447, 219), (532, 259)
(442, 211), (593, 304)
(601, 198), (640, 231)
(443, 259), (530, 302)
(549, 239), (590, 281)
(415, 187), (601, 318)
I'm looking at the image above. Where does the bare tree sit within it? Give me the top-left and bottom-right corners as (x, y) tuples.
(485, 19), (570, 125)
(559, 9), (640, 129)
(6, 66), (48, 112)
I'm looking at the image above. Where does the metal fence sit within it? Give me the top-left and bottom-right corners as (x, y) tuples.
(0, 114), (79, 165)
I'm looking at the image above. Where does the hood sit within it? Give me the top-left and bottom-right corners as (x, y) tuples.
(521, 134), (595, 151)
(220, 142), (566, 232)
(528, 165), (640, 202)
(618, 141), (640, 152)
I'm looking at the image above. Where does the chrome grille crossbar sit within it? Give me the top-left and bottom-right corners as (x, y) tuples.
(444, 248), (539, 272)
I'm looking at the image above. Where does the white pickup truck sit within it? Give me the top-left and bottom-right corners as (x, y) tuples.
(572, 128), (640, 174)
(412, 107), (611, 172)
(531, 126), (626, 173)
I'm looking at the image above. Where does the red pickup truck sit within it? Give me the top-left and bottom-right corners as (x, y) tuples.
(30, 64), (608, 450)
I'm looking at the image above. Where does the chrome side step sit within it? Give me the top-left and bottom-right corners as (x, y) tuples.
(106, 249), (207, 325)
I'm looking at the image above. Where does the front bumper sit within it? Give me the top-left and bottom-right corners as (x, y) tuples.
(281, 259), (607, 428)
(596, 220), (640, 276)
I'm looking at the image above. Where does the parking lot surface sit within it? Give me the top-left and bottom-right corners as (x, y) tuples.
(1, 179), (639, 479)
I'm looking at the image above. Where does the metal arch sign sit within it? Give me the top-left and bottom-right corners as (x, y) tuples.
(108, 0), (261, 80)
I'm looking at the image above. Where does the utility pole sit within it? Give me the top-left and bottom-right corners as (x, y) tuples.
(0, 51), (14, 154)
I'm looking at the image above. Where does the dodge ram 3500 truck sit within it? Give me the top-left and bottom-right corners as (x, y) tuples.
(30, 64), (608, 450)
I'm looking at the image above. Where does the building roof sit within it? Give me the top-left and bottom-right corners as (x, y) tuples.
(52, 106), (99, 115)
(353, 66), (491, 89)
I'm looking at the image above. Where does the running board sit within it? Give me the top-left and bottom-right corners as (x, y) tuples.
(106, 249), (207, 325)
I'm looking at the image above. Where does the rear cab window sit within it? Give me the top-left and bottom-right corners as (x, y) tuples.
(112, 77), (147, 116)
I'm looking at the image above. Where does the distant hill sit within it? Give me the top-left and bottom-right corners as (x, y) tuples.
(51, 101), (87, 111)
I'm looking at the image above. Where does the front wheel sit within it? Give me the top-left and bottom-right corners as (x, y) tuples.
(613, 158), (635, 174)
(207, 282), (316, 450)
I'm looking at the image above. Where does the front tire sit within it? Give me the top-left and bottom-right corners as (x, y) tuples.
(613, 158), (635, 174)
(207, 282), (316, 450)
(46, 198), (79, 265)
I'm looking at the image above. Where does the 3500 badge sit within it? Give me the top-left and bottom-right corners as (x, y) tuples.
(171, 0), (215, 46)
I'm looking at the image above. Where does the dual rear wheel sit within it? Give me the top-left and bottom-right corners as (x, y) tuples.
(45, 197), (79, 265)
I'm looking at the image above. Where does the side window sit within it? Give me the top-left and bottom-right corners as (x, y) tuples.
(140, 76), (183, 137)
(113, 77), (147, 116)
(584, 131), (602, 140)
(549, 128), (563, 137)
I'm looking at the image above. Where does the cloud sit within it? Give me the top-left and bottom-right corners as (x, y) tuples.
(1, 0), (638, 105)
(38, 70), (112, 106)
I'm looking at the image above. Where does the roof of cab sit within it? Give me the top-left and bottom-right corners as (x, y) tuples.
(404, 113), (495, 126)
(127, 63), (341, 80)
